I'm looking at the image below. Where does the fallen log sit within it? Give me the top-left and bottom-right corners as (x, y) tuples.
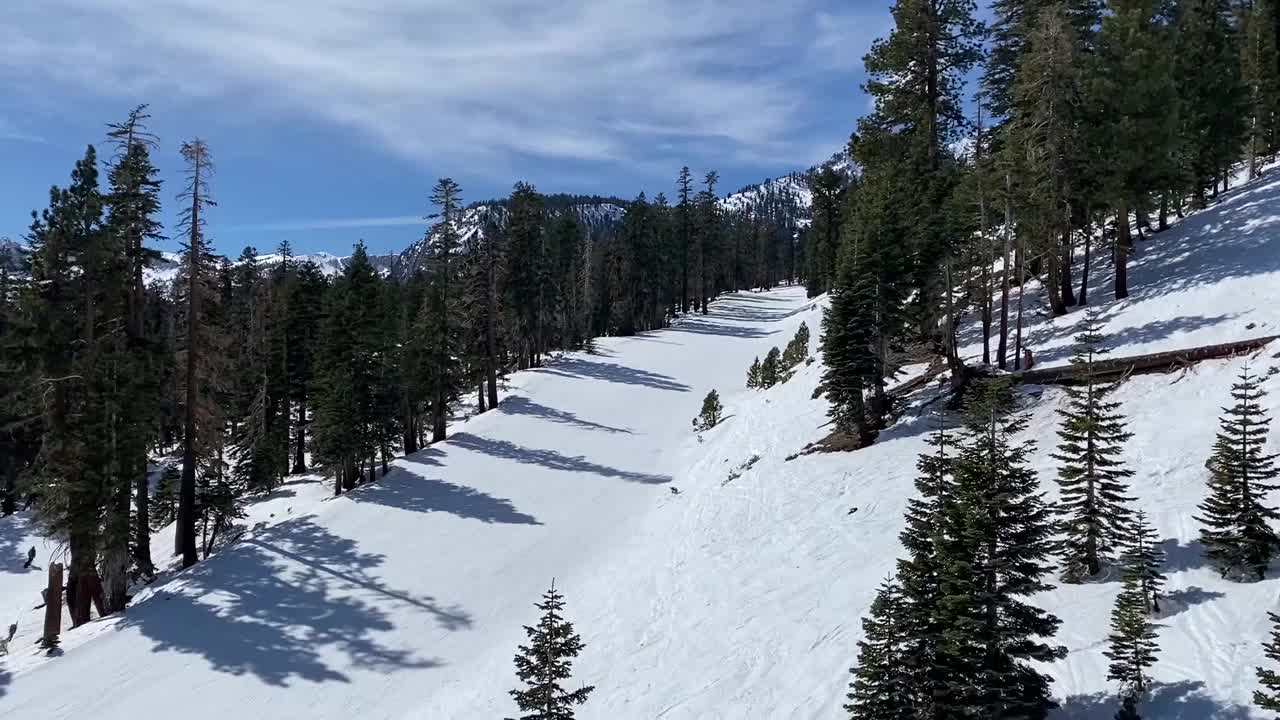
(1013, 334), (1280, 386)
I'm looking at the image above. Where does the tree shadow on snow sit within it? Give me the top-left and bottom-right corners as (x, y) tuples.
(1158, 538), (1210, 573)
(448, 432), (672, 485)
(122, 515), (465, 686)
(665, 318), (774, 339)
(497, 396), (635, 435)
(1160, 586), (1225, 617)
(349, 457), (542, 525)
(0, 665), (9, 700)
(1056, 680), (1251, 719)
(533, 357), (691, 392)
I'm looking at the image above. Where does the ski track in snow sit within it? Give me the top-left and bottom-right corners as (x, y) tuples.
(7, 168), (1280, 718)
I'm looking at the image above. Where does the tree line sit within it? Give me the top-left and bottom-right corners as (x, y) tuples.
(818, 0), (1280, 448)
(0, 107), (815, 623)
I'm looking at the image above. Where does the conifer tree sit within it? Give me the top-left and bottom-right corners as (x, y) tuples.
(843, 578), (913, 719)
(746, 357), (762, 389)
(1104, 573), (1160, 697)
(693, 390), (723, 431)
(1255, 611), (1280, 712)
(508, 580), (594, 720)
(1118, 510), (1166, 615)
(175, 139), (222, 568)
(423, 178), (466, 442)
(1052, 310), (1135, 581)
(805, 167), (844, 298)
(104, 105), (165, 582)
(760, 347), (782, 389)
(1242, 0), (1280, 179)
(1196, 365), (1280, 581)
(894, 421), (954, 715)
(933, 380), (1064, 718)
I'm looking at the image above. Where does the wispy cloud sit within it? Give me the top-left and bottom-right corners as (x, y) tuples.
(0, 0), (880, 176)
(226, 215), (427, 233)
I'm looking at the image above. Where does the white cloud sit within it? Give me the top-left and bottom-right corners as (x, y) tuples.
(0, 0), (866, 177)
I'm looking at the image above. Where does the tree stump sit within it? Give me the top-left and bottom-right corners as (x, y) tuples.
(41, 562), (63, 649)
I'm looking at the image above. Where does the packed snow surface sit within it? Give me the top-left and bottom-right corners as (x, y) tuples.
(6, 171), (1280, 718)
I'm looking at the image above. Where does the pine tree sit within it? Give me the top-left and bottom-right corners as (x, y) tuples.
(22, 146), (112, 622)
(1255, 611), (1280, 712)
(1196, 365), (1280, 581)
(1242, 0), (1280, 179)
(424, 178), (467, 442)
(1052, 310), (1135, 581)
(1096, 0), (1178, 298)
(894, 421), (955, 716)
(805, 167), (844, 298)
(508, 580), (595, 720)
(933, 380), (1064, 718)
(746, 357), (762, 388)
(843, 578), (913, 718)
(1117, 510), (1166, 615)
(693, 390), (723, 431)
(760, 347), (782, 389)
(103, 105), (165, 583)
(175, 138), (223, 568)
(1104, 574), (1160, 697)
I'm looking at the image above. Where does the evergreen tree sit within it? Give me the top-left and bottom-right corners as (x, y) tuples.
(507, 182), (546, 367)
(843, 578), (913, 718)
(103, 105), (165, 582)
(805, 167), (844, 298)
(1118, 510), (1166, 615)
(746, 357), (762, 389)
(1095, 0), (1178, 298)
(424, 179), (467, 443)
(760, 347), (782, 388)
(1255, 610), (1280, 712)
(508, 580), (594, 720)
(175, 138), (223, 568)
(693, 390), (723, 431)
(1052, 310), (1135, 581)
(894, 421), (955, 716)
(1196, 365), (1280, 580)
(1242, 0), (1280, 179)
(933, 380), (1064, 718)
(1104, 573), (1160, 697)
(22, 145), (113, 621)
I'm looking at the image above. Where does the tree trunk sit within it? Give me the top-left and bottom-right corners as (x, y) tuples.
(996, 175), (1012, 370)
(1059, 227), (1074, 307)
(477, 382), (487, 413)
(41, 563), (63, 648)
(1158, 192), (1169, 231)
(1045, 252), (1066, 316)
(1079, 231), (1092, 307)
(1115, 203), (1130, 300)
(293, 402), (308, 471)
(1014, 235), (1025, 370)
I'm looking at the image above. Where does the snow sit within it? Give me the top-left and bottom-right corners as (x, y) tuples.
(959, 166), (1280, 369)
(7, 167), (1280, 718)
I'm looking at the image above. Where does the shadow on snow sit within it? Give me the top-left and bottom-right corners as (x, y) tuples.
(350, 452), (542, 526)
(496, 396), (635, 435)
(448, 432), (671, 485)
(121, 515), (463, 686)
(1056, 680), (1251, 719)
(533, 357), (691, 392)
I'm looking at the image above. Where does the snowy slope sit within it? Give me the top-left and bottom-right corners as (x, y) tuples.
(959, 166), (1280, 369)
(0, 286), (825, 719)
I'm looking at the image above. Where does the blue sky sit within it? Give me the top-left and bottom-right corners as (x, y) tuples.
(0, 1), (892, 256)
